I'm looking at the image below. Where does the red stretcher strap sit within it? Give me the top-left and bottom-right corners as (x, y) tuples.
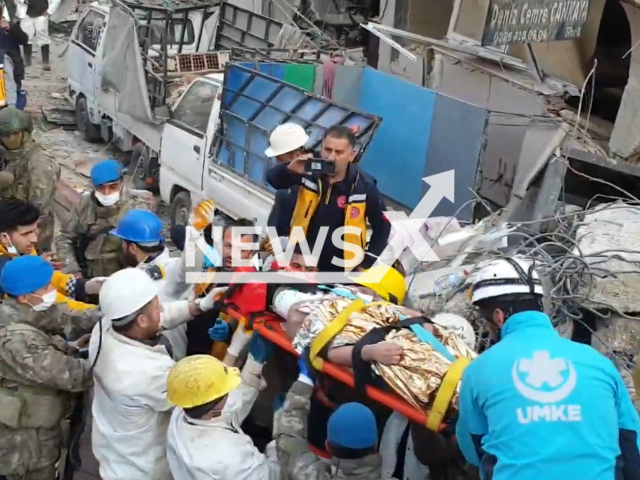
(222, 307), (446, 431)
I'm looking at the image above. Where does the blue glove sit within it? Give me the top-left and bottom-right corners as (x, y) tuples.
(248, 334), (275, 363)
(297, 348), (315, 384)
(208, 319), (231, 342)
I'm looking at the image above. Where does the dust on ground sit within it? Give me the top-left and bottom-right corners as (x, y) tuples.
(27, 34), (171, 225)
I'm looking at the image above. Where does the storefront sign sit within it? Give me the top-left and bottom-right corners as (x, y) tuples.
(482, 0), (590, 46)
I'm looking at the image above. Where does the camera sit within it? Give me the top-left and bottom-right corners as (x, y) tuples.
(304, 158), (336, 176)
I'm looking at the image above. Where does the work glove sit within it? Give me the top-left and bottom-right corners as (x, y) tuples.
(84, 277), (107, 296)
(197, 286), (228, 312)
(208, 319), (231, 342)
(248, 333), (275, 364)
(297, 348), (315, 385)
(189, 199), (215, 232)
(226, 324), (253, 358)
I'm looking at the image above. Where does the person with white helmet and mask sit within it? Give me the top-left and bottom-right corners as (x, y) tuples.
(109, 200), (218, 360)
(264, 123), (310, 234)
(456, 255), (640, 480)
(88, 268), (227, 480)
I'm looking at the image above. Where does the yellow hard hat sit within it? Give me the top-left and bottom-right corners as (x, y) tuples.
(353, 265), (406, 304)
(166, 355), (241, 409)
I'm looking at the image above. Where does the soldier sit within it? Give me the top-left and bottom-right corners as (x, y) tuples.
(0, 255), (100, 480)
(0, 106), (59, 252)
(275, 354), (383, 479)
(55, 159), (150, 279)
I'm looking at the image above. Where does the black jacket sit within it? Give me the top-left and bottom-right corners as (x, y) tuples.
(266, 163), (390, 271)
(0, 22), (27, 89)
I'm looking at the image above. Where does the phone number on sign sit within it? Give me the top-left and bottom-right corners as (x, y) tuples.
(491, 26), (581, 44)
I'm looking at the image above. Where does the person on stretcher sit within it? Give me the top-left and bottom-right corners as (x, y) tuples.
(268, 261), (476, 370)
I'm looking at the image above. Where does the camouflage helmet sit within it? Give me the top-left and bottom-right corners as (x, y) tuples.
(0, 106), (33, 136)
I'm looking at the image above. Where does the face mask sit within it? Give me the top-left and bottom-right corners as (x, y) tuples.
(1, 234), (18, 255)
(94, 191), (120, 207)
(30, 290), (57, 312)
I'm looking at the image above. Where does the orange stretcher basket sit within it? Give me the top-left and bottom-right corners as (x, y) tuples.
(221, 306), (448, 431)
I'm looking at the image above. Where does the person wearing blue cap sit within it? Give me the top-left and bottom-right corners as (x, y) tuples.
(275, 354), (382, 479)
(0, 255), (100, 480)
(55, 158), (151, 279)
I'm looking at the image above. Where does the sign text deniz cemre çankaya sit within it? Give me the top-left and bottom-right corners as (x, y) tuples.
(482, 0), (590, 46)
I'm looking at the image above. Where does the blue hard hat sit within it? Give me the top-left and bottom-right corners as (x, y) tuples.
(327, 403), (378, 449)
(91, 159), (123, 187)
(110, 209), (165, 246)
(1, 255), (54, 296)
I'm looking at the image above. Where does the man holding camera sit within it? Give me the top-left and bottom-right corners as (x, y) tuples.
(266, 125), (390, 272)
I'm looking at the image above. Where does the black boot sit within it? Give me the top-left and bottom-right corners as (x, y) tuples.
(23, 44), (32, 67)
(41, 45), (50, 71)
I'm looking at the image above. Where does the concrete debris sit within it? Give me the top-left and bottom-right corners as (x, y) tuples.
(574, 202), (640, 313)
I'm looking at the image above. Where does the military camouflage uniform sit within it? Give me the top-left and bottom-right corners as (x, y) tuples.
(0, 297), (100, 480)
(0, 128), (60, 253)
(55, 188), (150, 278)
(275, 381), (382, 480)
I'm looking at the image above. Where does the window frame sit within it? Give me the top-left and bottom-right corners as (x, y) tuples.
(72, 9), (107, 56)
(170, 80), (220, 137)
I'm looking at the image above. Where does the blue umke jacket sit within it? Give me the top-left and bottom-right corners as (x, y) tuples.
(456, 310), (640, 480)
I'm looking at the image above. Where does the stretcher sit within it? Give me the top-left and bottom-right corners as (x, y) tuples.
(221, 306), (451, 432)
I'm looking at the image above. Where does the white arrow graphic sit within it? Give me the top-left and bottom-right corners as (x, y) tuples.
(368, 170), (457, 277)
(409, 170), (455, 219)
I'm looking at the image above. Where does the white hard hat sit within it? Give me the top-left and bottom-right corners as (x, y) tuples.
(471, 256), (543, 304)
(264, 123), (309, 157)
(432, 313), (476, 350)
(99, 268), (159, 322)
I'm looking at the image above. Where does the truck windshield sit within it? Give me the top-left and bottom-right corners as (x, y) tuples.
(145, 19), (195, 46)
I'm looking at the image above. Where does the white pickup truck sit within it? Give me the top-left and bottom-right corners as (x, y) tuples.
(66, 0), (337, 227)
(66, 0), (224, 180)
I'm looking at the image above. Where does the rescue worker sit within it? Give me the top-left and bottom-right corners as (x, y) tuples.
(264, 123), (310, 231)
(275, 353), (382, 479)
(109, 205), (216, 359)
(0, 199), (101, 308)
(165, 335), (280, 480)
(186, 216), (258, 357)
(15, 0), (58, 70)
(0, 106), (59, 252)
(457, 256), (640, 480)
(266, 125), (390, 272)
(0, 255), (100, 480)
(56, 159), (149, 279)
(89, 267), (226, 480)
(0, 4), (28, 110)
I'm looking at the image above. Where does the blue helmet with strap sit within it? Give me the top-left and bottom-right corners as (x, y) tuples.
(110, 209), (165, 246)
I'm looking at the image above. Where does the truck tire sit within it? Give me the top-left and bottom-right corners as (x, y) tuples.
(76, 97), (102, 143)
(170, 191), (191, 230)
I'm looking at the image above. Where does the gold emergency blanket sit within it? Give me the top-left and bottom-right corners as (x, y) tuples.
(292, 292), (477, 413)
(292, 290), (399, 353)
(375, 328), (476, 412)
